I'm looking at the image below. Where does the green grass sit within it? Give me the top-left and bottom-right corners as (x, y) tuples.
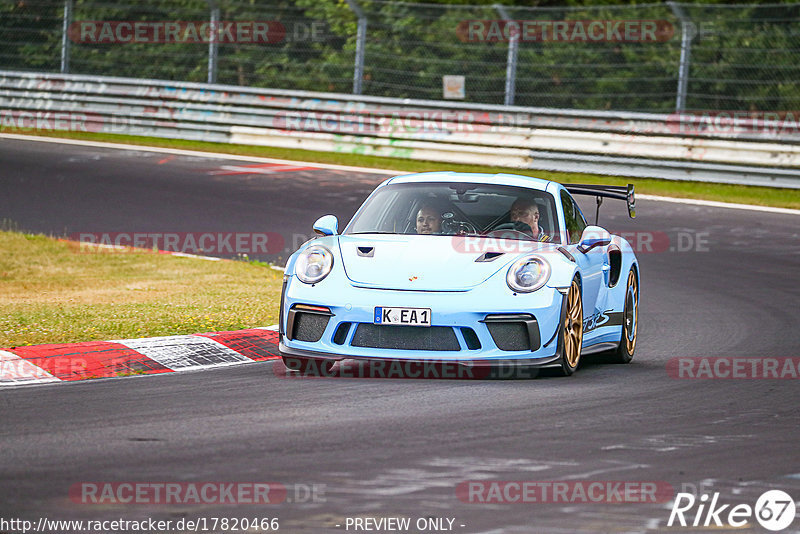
(0, 230), (283, 347)
(4, 129), (800, 210)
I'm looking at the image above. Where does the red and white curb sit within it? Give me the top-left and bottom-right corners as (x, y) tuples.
(0, 326), (280, 387)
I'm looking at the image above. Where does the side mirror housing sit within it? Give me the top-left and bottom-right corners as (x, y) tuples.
(313, 215), (338, 236)
(577, 226), (611, 254)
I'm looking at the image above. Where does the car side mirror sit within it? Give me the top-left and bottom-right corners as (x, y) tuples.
(313, 215), (338, 236)
(577, 226), (611, 254)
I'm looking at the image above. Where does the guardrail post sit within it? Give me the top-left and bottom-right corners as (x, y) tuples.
(60, 0), (72, 73)
(207, 1), (220, 84)
(495, 4), (518, 107)
(346, 0), (367, 95)
(668, 1), (694, 112)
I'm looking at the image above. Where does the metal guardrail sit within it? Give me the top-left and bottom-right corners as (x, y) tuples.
(1, 70), (798, 188)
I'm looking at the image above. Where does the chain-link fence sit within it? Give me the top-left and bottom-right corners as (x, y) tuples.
(1, 0), (798, 113)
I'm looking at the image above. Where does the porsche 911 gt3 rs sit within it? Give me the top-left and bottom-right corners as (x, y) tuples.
(279, 172), (639, 377)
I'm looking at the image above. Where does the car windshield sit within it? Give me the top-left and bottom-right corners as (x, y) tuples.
(346, 182), (560, 243)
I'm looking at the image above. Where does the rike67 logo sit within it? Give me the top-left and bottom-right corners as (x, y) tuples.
(668, 490), (796, 531)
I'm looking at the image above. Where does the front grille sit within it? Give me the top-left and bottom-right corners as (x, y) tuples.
(351, 324), (460, 351)
(292, 313), (329, 342)
(486, 322), (531, 351)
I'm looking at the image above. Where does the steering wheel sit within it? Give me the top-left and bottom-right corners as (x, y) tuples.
(441, 212), (479, 235)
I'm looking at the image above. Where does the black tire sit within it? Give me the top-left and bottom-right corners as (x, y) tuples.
(558, 277), (584, 376)
(608, 269), (638, 364)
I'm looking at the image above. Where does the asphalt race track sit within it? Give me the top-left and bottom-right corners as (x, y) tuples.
(1, 137), (800, 533)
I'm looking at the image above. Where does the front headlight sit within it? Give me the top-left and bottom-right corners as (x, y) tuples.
(506, 254), (550, 293)
(295, 245), (334, 284)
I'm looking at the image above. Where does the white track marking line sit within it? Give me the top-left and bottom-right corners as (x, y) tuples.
(3, 134), (797, 214)
(0, 350), (60, 385)
(0, 133), (399, 175)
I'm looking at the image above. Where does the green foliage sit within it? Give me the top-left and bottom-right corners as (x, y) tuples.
(1, 0), (798, 111)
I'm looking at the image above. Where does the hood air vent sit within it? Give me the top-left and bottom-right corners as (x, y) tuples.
(475, 251), (504, 262)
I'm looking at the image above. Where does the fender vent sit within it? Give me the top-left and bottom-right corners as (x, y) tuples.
(608, 246), (622, 287)
(357, 246), (374, 257)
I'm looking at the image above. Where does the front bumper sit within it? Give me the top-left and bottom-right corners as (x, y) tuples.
(279, 342), (563, 368)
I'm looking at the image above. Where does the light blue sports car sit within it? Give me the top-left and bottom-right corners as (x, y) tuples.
(279, 172), (639, 377)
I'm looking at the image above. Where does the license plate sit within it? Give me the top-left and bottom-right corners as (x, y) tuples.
(374, 307), (431, 327)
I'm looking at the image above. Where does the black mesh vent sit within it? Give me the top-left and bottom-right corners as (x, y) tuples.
(460, 327), (481, 350)
(333, 322), (351, 345)
(487, 322), (530, 351)
(351, 324), (460, 351)
(278, 278), (288, 335)
(293, 313), (329, 342)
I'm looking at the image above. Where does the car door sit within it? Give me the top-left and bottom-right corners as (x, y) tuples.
(560, 190), (604, 319)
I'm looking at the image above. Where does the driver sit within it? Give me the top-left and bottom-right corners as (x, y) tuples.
(509, 198), (549, 241)
(415, 204), (442, 235)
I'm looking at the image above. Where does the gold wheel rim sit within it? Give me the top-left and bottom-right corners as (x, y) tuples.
(564, 280), (583, 368)
(624, 270), (638, 355)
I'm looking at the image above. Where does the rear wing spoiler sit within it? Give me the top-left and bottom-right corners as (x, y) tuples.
(564, 184), (636, 222)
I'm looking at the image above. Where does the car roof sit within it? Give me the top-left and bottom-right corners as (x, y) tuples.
(387, 172), (553, 192)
